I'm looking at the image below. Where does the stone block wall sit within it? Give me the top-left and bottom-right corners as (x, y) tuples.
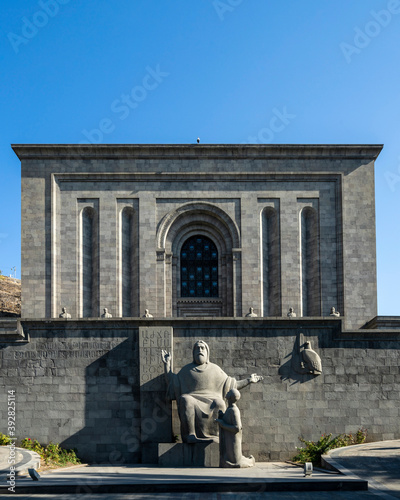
(0, 320), (142, 463)
(1, 318), (399, 463)
(171, 320), (400, 461)
(13, 144), (382, 329)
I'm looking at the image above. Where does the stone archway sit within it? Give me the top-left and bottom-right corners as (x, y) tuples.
(156, 202), (241, 317)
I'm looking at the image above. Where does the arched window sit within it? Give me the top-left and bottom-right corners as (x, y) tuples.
(180, 236), (218, 298)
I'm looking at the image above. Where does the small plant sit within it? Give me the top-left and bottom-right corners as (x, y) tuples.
(20, 438), (81, 467)
(356, 427), (368, 443)
(21, 438), (44, 456)
(0, 433), (12, 446)
(293, 428), (367, 466)
(335, 427), (367, 447)
(292, 433), (340, 466)
(43, 442), (81, 466)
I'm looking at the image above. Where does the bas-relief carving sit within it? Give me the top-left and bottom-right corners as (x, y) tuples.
(161, 340), (263, 444)
(139, 327), (173, 448)
(216, 388), (255, 468)
(140, 328), (172, 388)
(143, 309), (153, 318)
(300, 341), (322, 375)
(279, 332), (322, 381)
(287, 307), (296, 318)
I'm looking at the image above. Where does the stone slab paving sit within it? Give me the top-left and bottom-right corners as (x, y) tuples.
(0, 447), (23, 471)
(0, 461), (366, 496)
(0, 446), (40, 477)
(0, 493), (384, 500)
(326, 439), (400, 499)
(3, 439), (400, 499)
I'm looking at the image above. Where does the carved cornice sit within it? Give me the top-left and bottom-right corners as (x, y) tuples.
(12, 144), (384, 160)
(52, 172), (342, 184)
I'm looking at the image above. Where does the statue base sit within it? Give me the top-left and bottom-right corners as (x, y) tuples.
(158, 442), (219, 467)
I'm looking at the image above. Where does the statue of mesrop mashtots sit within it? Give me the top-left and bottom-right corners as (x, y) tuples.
(216, 388), (255, 468)
(161, 340), (263, 444)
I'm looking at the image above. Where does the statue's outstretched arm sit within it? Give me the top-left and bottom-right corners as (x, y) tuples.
(236, 373), (263, 390)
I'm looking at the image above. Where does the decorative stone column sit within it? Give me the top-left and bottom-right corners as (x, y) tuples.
(232, 249), (242, 317)
(156, 249), (166, 317)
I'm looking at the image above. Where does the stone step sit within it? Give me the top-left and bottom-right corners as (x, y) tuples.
(0, 319), (25, 340)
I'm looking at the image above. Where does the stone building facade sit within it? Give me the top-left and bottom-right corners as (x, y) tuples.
(1, 143), (399, 464)
(14, 144), (381, 329)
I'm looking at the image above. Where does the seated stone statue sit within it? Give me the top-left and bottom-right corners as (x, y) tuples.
(216, 388), (255, 468)
(161, 340), (263, 444)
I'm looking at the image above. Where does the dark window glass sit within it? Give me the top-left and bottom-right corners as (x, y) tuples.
(180, 236), (218, 297)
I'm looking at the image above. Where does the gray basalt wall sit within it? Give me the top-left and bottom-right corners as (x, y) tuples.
(1, 318), (399, 463)
(0, 320), (141, 463)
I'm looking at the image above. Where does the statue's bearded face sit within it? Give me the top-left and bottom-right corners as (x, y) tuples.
(193, 342), (208, 365)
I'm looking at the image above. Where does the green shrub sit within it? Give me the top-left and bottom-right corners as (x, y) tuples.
(0, 433), (12, 446)
(338, 427), (367, 447)
(293, 428), (367, 466)
(43, 442), (81, 466)
(20, 438), (81, 467)
(21, 438), (44, 456)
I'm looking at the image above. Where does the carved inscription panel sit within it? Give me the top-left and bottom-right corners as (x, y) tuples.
(139, 326), (173, 391)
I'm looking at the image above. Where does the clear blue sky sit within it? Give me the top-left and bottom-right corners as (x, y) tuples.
(0, 1), (399, 315)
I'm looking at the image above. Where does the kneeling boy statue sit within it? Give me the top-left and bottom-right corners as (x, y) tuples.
(216, 388), (255, 468)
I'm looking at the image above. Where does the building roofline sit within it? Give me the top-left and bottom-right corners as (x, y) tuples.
(11, 143), (384, 160)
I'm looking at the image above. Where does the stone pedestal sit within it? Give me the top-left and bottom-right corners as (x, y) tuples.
(158, 442), (219, 467)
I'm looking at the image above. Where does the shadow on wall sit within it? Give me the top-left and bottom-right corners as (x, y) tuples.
(61, 338), (142, 464)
